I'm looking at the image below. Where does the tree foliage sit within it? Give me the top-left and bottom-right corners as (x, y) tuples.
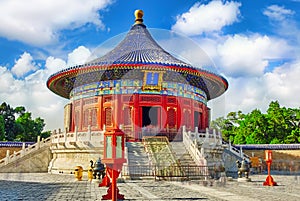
(211, 101), (300, 144)
(0, 102), (50, 142)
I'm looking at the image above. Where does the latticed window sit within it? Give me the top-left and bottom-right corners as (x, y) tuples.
(140, 96), (161, 102)
(184, 99), (190, 105)
(167, 97), (176, 104)
(105, 108), (112, 126)
(167, 108), (176, 128)
(74, 100), (81, 107)
(104, 96), (112, 102)
(122, 96), (133, 103)
(91, 108), (98, 127)
(83, 110), (89, 128)
(123, 107), (132, 126)
(184, 110), (191, 128)
(84, 98), (98, 105)
(75, 110), (80, 128)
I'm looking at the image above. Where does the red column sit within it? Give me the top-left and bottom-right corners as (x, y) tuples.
(162, 95), (167, 131)
(79, 99), (83, 131)
(133, 94), (140, 140)
(202, 104), (208, 129)
(191, 100), (195, 131)
(71, 102), (75, 132)
(98, 96), (103, 130)
(177, 97), (182, 131)
(115, 94), (121, 127)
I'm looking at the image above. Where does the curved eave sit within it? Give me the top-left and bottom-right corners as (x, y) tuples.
(47, 63), (228, 100)
(47, 68), (79, 99)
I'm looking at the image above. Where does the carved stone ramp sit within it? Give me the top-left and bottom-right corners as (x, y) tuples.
(0, 138), (52, 173)
(125, 142), (152, 179)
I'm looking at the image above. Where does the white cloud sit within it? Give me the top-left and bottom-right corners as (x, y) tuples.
(0, 66), (23, 93)
(0, 46), (92, 131)
(263, 5), (294, 21)
(11, 52), (37, 78)
(263, 5), (300, 55)
(264, 61), (300, 107)
(172, 1), (241, 36)
(217, 34), (291, 77)
(222, 77), (268, 113)
(210, 60), (300, 119)
(0, 67), (67, 131)
(45, 57), (67, 76)
(0, 0), (112, 46)
(67, 46), (92, 67)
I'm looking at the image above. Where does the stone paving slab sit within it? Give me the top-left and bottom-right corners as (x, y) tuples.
(0, 173), (299, 200)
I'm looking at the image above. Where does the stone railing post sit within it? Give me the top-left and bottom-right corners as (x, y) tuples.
(205, 128), (209, 139)
(88, 125), (91, 141)
(37, 136), (41, 149)
(188, 131), (191, 139)
(240, 146), (243, 158)
(213, 129), (216, 143)
(218, 130), (222, 145)
(201, 147), (204, 156)
(124, 146), (128, 166)
(51, 130), (56, 143)
(21, 142), (26, 156)
(5, 150), (10, 165)
(75, 126), (78, 141)
(64, 128), (68, 142)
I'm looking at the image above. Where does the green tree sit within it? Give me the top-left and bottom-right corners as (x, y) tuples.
(0, 102), (16, 141)
(0, 102), (50, 142)
(0, 115), (5, 140)
(210, 114), (240, 143)
(244, 109), (268, 144)
(15, 112), (49, 142)
(211, 101), (300, 144)
(266, 101), (287, 143)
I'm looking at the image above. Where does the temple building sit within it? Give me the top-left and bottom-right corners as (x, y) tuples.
(46, 10), (228, 172)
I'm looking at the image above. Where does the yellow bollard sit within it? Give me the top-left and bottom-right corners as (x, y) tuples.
(74, 166), (83, 181)
(88, 167), (94, 182)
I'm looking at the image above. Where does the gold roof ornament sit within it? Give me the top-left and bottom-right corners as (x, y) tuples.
(134, 9), (144, 24)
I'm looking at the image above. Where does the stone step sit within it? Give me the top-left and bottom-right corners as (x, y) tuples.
(169, 142), (197, 167)
(126, 142), (151, 177)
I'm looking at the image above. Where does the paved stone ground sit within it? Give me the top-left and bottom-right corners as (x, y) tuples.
(0, 173), (299, 201)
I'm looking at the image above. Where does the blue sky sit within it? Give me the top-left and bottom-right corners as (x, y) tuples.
(0, 0), (300, 131)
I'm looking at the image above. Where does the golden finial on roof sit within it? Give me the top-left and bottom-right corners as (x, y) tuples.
(134, 10), (144, 24)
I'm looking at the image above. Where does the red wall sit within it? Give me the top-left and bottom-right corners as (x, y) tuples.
(69, 94), (208, 140)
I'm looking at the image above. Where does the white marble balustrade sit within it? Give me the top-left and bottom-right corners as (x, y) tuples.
(51, 125), (105, 148)
(0, 136), (51, 167)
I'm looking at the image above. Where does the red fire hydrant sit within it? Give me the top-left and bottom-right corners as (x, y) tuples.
(263, 150), (277, 186)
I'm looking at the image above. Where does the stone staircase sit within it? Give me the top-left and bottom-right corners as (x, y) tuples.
(170, 141), (197, 166)
(170, 141), (206, 180)
(0, 137), (52, 173)
(125, 140), (209, 180)
(142, 137), (187, 180)
(125, 142), (151, 179)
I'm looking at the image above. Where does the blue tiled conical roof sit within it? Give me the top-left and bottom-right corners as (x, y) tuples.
(88, 23), (191, 67)
(47, 10), (228, 100)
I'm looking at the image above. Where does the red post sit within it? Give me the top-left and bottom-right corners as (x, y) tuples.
(101, 104), (126, 200)
(263, 150), (277, 186)
(101, 165), (125, 200)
